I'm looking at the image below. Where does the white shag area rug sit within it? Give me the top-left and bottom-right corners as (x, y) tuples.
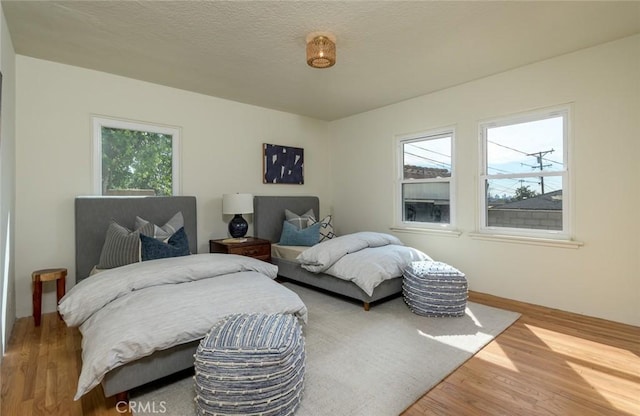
(132, 282), (519, 416)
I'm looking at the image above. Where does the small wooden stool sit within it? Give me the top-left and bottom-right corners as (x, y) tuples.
(32, 268), (67, 326)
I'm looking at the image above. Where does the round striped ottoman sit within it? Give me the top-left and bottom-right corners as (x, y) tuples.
(403, 261), (468, 317)
(193, 313), (306, 416)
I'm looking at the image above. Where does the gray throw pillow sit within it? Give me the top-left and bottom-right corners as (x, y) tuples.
(135, 211), (184, 241)
(97, 220), (153, 269)
(284, 209), (315, 230)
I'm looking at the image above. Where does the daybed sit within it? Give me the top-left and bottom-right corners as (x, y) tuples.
(253, 195), (429, 310)
(63, 196), (307, 402)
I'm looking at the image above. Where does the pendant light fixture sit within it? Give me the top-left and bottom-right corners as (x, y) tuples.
(306, 32), (336, 69)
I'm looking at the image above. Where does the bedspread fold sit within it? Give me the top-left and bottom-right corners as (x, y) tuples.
(297, 232), (431, 296)
(296, 232), (404, 272)
(59, 253), (277, 327)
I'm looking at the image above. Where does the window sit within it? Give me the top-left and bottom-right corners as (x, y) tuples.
(92, 117), (181, 196)
(397, 128), (454, 228)
(479, 107), (569, 238)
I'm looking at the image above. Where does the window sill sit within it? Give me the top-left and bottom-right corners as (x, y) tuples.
(389, 226), (462, 238)
(468, 232), (583, 249)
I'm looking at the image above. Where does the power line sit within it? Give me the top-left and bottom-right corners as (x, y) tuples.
(488, 140), (562, 166)
(404, 150), (451, 168)
(407, 143), (451, 160)
(488, 166), (512, 174)
(488, 140), (527, 156)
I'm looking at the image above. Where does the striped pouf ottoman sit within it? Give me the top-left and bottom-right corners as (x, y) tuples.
(403, 261), (468, 317)
(193, 313), (305, 416)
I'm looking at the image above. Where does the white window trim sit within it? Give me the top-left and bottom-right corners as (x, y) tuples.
(394, 126), (457, 231)
(92, 116), (182, 196)
(468, 232), (583, 249)
(478, 106), (571, 240)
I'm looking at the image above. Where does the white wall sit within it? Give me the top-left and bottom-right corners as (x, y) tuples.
(328, 35), (640, 326)
(14, 57), (331, 318)
(12, 35), (639, 326)
(0, 7), (16, 356)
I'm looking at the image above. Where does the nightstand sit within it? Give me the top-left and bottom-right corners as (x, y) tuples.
(209, 237), (271, 262)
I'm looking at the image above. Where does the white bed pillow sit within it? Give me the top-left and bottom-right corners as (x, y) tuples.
(308, 215), (336, 242)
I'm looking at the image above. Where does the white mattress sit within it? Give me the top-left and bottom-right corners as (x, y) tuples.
(271, 244), (307, 261)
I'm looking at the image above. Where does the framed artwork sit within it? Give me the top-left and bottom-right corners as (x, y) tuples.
(263, 143), (304, 184)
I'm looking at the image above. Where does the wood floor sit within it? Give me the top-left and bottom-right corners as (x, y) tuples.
(2, 292), (639, 416)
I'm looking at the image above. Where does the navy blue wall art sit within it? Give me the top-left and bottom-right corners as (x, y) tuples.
(263, 143), (304, 184)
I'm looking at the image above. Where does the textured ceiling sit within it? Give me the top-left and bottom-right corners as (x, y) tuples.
(3, 1), (639, 121)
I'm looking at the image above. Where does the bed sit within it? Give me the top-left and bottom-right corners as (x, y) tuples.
(253, 195), (428, 310)
(65, 196), (307, 402)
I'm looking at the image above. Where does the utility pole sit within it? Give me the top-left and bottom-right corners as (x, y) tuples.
(526, 149), (553, 194)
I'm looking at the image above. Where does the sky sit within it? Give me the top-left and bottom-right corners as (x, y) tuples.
(402, 115), (565, 198)
(486, 115), (564, 197)
(403, 136), (452, 172)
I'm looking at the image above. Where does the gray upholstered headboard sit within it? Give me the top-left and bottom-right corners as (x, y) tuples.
(75, 196), (197, 282)
(253, 196), (320, 243)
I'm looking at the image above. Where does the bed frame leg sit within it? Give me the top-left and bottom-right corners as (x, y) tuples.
(363, 302), (370, 311)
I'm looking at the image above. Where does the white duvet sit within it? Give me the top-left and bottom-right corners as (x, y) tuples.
(58, 254), (308, 400)
(296, 232), (431, 296)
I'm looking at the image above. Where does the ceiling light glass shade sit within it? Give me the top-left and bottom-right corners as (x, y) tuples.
(306, 35), (336, 68)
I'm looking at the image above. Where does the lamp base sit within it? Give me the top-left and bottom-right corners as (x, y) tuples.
(228, 214), (248, 238)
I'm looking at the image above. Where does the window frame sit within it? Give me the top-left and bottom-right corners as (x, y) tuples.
(395, 127), (456, 230)
(92, 116), (181, 196)
(478, 106), (571, 239)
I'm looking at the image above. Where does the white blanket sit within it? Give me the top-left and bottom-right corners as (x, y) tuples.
(58, 254), (308, 400)
(297, 232), (431, 296)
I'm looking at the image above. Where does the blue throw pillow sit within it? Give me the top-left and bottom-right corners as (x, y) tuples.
(279, 221), (321, 246)
(140, 227), (191, 261)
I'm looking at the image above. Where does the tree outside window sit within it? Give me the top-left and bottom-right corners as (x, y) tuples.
(93, 117), (180, 196)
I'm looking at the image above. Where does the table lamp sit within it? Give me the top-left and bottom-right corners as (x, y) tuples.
(222, 193), (253, 238)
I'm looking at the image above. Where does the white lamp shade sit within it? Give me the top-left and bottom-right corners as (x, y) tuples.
(222, 193), (254, 215)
